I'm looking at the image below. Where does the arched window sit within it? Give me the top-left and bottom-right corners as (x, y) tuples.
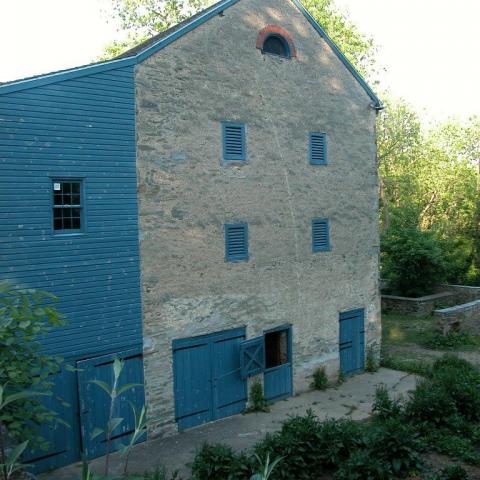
(262, 34), (290, 58)
(256, 25), (297, 59)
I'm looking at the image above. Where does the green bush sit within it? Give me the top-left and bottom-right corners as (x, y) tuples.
(363, 417), (424, 477)
(254, 411), (363, 479)
(371, 384), (403, 420)
(189, 443), (251, 480)
(432, 465), (470, 480)
(310, 367), (328, 390)
(334, 449), (391, 480)
(246, 380), (269, 413)
(0, 281), (66, 446)
(424, 331), (479, 351)
(381, 224), (447, 297)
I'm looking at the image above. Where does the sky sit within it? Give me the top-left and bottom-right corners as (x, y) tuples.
(0, 0), (479, 123)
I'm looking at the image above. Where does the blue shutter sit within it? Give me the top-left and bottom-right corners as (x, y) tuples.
(312, 219), (330, 252)
(309, 132), (327, 165)
(222, 122), (246, 161)
(225, 223), (249, 262)
(240, 336), (265, 378)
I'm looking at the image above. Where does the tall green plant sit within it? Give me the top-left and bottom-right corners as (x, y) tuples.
(0, 281), (66, 447)
(119, 403), (148, 475)
(89, 358), (142, 477)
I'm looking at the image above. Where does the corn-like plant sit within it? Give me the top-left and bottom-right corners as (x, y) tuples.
(118, 402), (147, 474)
(80, 456), (94, 480)
(89, 358), (141, 477)
(250, 453), (283, 480)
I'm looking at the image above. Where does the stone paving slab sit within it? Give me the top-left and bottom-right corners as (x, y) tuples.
(41, 368), (417, 480)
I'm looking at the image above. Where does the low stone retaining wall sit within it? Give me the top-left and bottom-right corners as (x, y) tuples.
(381, 291), (457, 317)
(438, 284), (480, 304)
(434, 299), (480, 335)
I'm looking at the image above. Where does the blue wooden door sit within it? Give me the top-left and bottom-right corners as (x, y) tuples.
(264, 326), (293, 402)
(339, 309), (365, 375)
(77, 349), (145, 459)
(23, 364), (81, 473)
(173, 328), (246, 430)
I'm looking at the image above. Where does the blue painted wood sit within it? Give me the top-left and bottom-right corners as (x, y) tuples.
(77, 349), (145, 459)
(264, 325), (293, 402)
(339, 309), (365, 375)
(173, 328), (247, 430)
(23, 363), (81, 473)
(0, 65), (142, 359)
(224, 223), (249, 262)
(312, 218), (330, 252)
(222, 122), (246, 161)
(309, 132), (327, 165)
(240, 336), (265, 378)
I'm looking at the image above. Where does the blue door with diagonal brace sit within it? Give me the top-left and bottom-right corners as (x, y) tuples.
(339, 309), (365, 375)
(173, 327), (247, 430)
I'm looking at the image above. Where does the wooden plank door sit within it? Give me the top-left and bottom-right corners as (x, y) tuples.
(339, 309), (365, 375)
(77, 348), (145, 459)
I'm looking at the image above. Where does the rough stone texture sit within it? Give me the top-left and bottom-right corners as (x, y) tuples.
(135, 0), (380, 437)
(434, 300), (480, 335)
(439, 284), (480, 305)
(381, 292), (457, 317)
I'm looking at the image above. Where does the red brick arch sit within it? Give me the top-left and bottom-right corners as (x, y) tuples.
(256, 24), (297, 58)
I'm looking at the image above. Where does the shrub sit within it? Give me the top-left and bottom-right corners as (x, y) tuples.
(310, 367), (328, 390)
(254, 411), (363, 479)
(334, 449), (392, 480)
(365, 345), (379, 373)
(424, 331), (479, 351)
(371, 384), (403, 420)
(434, 465), (470, 480)
(363, 417), (424, 477)
(189, 443), (251, 480)
(381, 354), (432, 377)
(0, 281), (66, 447)
(246, 380), (269, 413)
(381, 224), (447, 297)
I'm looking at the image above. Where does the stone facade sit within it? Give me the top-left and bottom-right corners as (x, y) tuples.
(135, 0), (380, 437)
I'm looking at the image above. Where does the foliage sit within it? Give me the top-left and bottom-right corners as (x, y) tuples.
(246, 380), (269, 413)
(381, 221), (447, 296)
(430, 465), (470, 480)
(250, 453), (282, 480)
(0, 281), (66, 447)
(189, 442), (251, 480)
(337, 369), (345, 385)
(89, 357), (142, 477)
(423, 331), (480, 351)
(365, 345), (379, 373)
(334, 449), (392, 480)
(371, 384), (403, 420)
(254, 412), (364, 479)
(310, 367), (328, 390)
(380, 354), (432, 377)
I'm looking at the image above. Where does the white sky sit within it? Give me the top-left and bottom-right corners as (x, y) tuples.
(1, 0), (479, 122)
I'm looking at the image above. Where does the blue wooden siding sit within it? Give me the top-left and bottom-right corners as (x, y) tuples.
(0, 65), (142, 358)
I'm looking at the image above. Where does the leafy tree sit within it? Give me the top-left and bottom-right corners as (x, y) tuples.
(0, 281), (66, 447)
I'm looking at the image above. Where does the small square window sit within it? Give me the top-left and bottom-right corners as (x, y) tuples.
(52, 180), (83, 233)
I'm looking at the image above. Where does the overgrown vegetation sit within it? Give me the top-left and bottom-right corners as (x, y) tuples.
(310, 367), (328, 390)
(365, 345), (379, 373)
(246, 380), (269, 413)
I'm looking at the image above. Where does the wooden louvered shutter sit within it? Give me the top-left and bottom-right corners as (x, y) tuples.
(312, 219), (330, 252)
(222, 122), (246, 161)
(225, 223), (249, 262)
(309, 132), (327, 165)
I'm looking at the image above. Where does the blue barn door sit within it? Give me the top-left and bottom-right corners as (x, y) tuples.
(264, 326), (293, 402)
(173, 327), (247, 430)
(23, 364), (81, 473)
(77, 349), (145, 459)
(339, 309), (365, 375)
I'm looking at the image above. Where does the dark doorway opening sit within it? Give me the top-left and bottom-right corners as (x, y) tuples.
(265, 330), (289, 368)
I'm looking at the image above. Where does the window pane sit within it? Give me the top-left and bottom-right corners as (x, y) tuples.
(63, 194), (72, 205)
(72, 218), (81, 229)
(54, 218), (63, 230)
(63, 217), (72, 229)
(53, 193), (62, 205)
(62, 182), (71, 194)
(71, 183), (80, 194)
(71, 194), (80, 205)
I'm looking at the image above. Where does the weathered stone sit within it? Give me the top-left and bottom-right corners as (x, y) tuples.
(434, 300), (480, 335)
(136, 0), (380, 438)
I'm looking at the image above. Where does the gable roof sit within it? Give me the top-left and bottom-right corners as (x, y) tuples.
(0, 0), (382, 108)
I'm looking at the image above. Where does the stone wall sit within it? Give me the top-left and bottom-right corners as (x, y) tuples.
(439, 285), (480, 305)
(434, 300), (480, 335)
(381, 292), (457, 317)
(135, 0), (380, 437)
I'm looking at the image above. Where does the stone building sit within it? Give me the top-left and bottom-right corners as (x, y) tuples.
(0, 0), (381, 471)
